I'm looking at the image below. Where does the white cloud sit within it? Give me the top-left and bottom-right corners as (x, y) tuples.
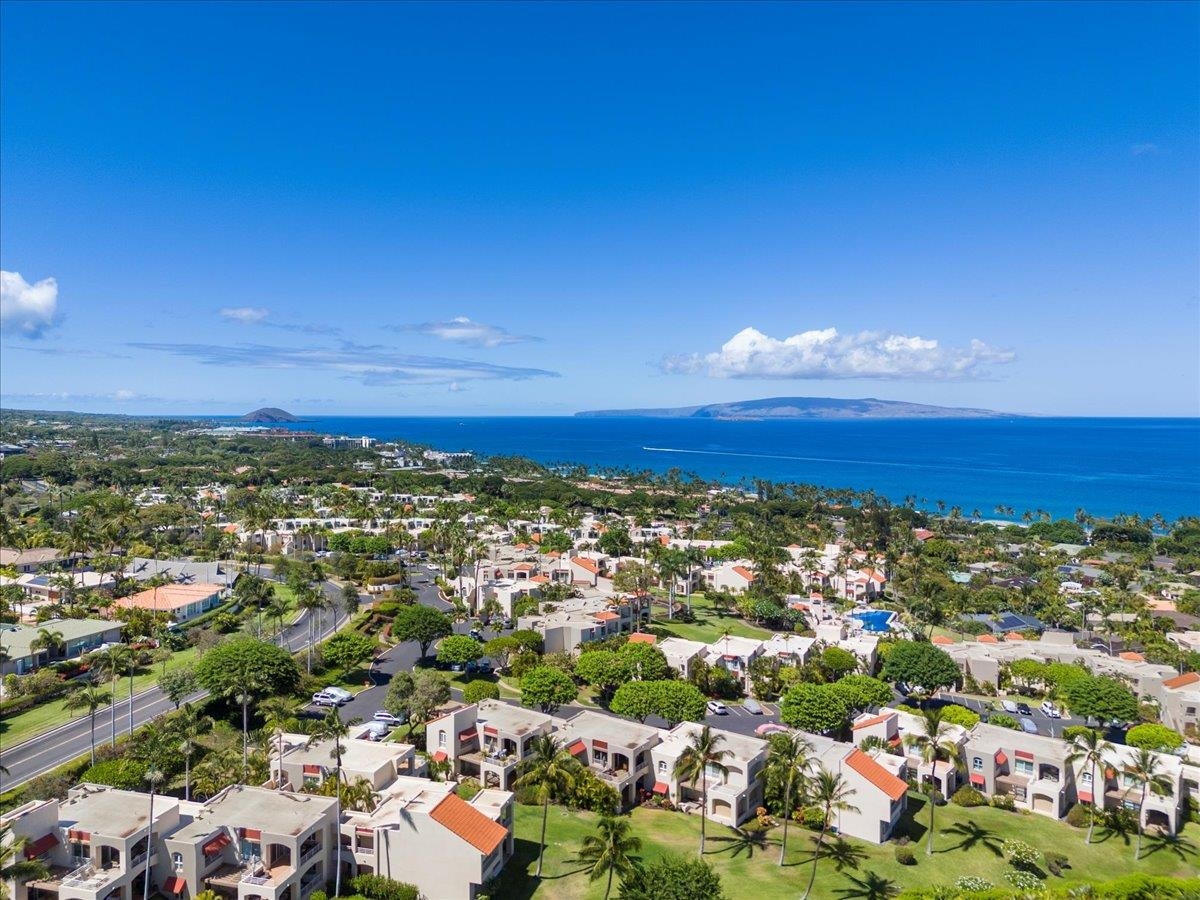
(220, 306), (270, 324)
(1130, 142), (1160, 156)
(1, 270), (60, 338)
(664, 326), (1015, 381)
(397, 316), (539, 347)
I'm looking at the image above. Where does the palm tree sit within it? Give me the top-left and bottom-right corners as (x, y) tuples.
(577, 815), (642, 900)
(1065, 728), (1114, 844)
(92, 645), (131, 747)
(228, 672), (267, 784)
(1122, 748), (1172, 861)
(133, 730), (171, 900)
(259, 696), (299, 790)
(339, 777), (380, 813)
(63, 684), (112, 766)
(295, 582), (327, 673)
(171, 703), (213, 802)
(307, 707), (360, 898)
(515, 734), (582, 878)
(1, 824), (49, 900)
(29, 627), (65, 670)
(903, 708), (964, 856)
(765, 731), (814, 865)
(802, 769), (859, 900)
(673, 725), (730, 855)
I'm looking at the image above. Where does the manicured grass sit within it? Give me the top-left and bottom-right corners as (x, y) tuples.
(648, 593), (775, 644)
(494, 793), (1197, 899)
(446, 671), (524, 701)
(0, 647), (201, 746)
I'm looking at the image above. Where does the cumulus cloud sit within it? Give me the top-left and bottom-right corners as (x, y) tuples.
(395, 316), (540, 347)
(128, 340), (558, 385)
(1, 270), (60, 338)
(2, 389), (151, 404)
(220, 306), (270, 324)
(663, 326), (1015, 381)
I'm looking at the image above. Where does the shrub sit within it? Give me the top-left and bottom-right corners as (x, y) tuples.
(954, 876), (993, 893)
(894, 843), (916, 865)
(937, 704), (981, 728)
(950, 786), (986, 807)
(1103, 806), (1138, 835)
(311, 892), (328, 900)
(800, 807), (826, 830)
(80, 758), (149, 790)
(990, 793), (1016, 811)
(1125, 723), (1185, 752)
(1003, 839), (1040, 872)
(989, 712), (1020, 730)
(1066, 803), (1092, 828)
(463, 680), (500, 704)
(1005, 870), (1043, 890)
(1044, 850), (1069, 876)
(348, 875), (421, 900)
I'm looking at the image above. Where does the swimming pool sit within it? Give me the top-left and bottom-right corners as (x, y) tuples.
(849, 610), (895, 633)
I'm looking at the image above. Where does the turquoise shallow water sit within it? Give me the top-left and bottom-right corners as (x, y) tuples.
(212, 416), (1199, 521)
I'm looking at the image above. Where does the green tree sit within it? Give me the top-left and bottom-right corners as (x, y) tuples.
(1121, 748), (1172, 861)
(158, 665), (199, 709)
(827, 675), (893, 713)
(92, 644), (131, 747)
(384, 669), (451, 736)
(29, 627), (64, 670)
(194, 636), (300, 698)
(1, 824), (50, 898)
(577, 814), (642, 900)
(903, 707), (964, 856)
(1124, 723), (1184, 752)
(880, 641), (960, 694)
(617, 854), (725, 900)
(463, 680), (500, 704)
(765, 731), (814, 866)
(1065, 727), (1114, 844)
(132, 728), (172, 900)
(609, 681), (659, 722)
(619, 642), (669, 681)
(653, 681), (707, 726)
(780, 683), (850, 735)
(436, 634), (484, 667)
(1064, 676), (1139, 723)
(673, 725), (730, 855)
(341, 584), (361, 617)
(322, 631), (377, 675)
(391, 605), (453, 659)
(575, 650), (629, 702)
(63, 684), (111, 766)
(259, 696), (299, 792)
(801, 769), (858, 900)
(171, 702), (214, 802)
(307, 707), (361, 897)
(520, 665), (578, 713)
(516, 734), (582, 878)
(819, 646), (859, 681)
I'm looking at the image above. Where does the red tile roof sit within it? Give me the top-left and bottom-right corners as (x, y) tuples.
(592, 610), (619, 622)
(1004, 632), (1025, 642)
(844, 748), (907, 801)
(931, 635), (955, 645)
(732, 565), (755, 581)
(1118, 651), (1145, 662)
(572, 557), (600, 575)
(428, 792), (508, 856)
(851, 712), (896, 731)
(115, 583), (224, 612)
(627, 632), (656, 644)
(976, 634), (999, 644)
(1163, 671), (1200, 690)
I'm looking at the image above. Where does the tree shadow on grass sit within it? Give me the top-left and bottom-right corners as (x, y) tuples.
(707, 825), (774, 860)
(1138, 831), (1197, 863)
(477, 838), (550, 900)
(939, 820), (1004, 857)
(793, 836), (867, 873)
(832, 872), (901, 900)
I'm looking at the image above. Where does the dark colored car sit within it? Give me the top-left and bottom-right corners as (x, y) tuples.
(1016, 702), (1033, 716)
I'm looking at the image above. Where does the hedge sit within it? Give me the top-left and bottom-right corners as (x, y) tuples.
(347, 875), (421, 900)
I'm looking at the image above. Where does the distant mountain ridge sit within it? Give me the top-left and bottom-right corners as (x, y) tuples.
(240, 407), (301, 423)
(576, 396), (1013, 420)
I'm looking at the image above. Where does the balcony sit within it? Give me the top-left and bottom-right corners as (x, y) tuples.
(299, 843), (323, 868)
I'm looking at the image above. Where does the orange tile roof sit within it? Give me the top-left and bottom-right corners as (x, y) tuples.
(592, 610), (619, 622)
(732, 565), (755, 581)
(572, 557), (600, 575)
(976, 634), (999, 644)
(844, 748), (908, 801)
(512, 562), (535, 571)
(931, 635), (955, 645)
(1163, 671), (1200, 690)
(1005, 632), (1025, 642)
(851, 712), (896, 731)
(627, 633), (656, 644)
(222, 524), (240, 534)
(115, 583), (224, 611)
(658, 535), (670, 546)
(428, 793), (507, 856)
(529, 575), (550, 583)
(1118, 651), (1145, 662)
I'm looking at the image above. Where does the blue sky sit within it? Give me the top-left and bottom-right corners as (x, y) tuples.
(2, 1), (1197, 417)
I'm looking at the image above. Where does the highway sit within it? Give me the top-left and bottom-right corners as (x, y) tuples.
(0, 577), (351, 792)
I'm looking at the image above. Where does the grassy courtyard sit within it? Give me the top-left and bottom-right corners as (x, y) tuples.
(491, 793), (1198, 899)
(648, 592), (775, 644)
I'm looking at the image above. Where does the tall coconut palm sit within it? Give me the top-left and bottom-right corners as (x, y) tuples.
(171, 702), (213, 802)
(1065, 728), (1114, 844)
(295, 582), (326, 673)
(1, 823), (49, 900)
(227, 671), (268, 784)
(1121, 748), (1172, 861)
(903, 707), (964, 856)
(29, 628), (65, 670)
(63, 684), (112, 766)
(673, 725), (730, 856)
(92, 645), (131, 747)
(515, 734), (582, 878)
(259, 696), (299, 790)
(133, 730), (171, 900)
(307, 707), (360, 898)
(802, 769), (859, 900)
(765, 731), (814, 866)
(577, 815), (642, 900)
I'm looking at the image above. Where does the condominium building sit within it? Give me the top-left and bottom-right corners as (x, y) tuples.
(558, 711), (661, 809)
(649, 723), (767, 828)
(426, 700), (556, 790)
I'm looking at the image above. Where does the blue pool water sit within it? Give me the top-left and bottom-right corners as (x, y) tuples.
(849, 610), (896, 633)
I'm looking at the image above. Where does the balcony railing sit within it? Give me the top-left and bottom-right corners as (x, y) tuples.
(299, 844), (322, 867)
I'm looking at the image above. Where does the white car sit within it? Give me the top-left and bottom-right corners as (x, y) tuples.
(1040, 701), (1062, 719)
(372, 710), (407, 726)
(706, 701), (728, 715)
(311, 691), (346, 707)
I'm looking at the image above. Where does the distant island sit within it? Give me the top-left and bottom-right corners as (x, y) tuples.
(239, 407), (301, 423)
(576, 396), (1014, 420)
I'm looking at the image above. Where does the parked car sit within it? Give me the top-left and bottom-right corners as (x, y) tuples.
(1040, 701), (1061, 719)
(1019, 717), (1039, 734)
(312, 691), (348, 707)
(465, 659), (493, 675)
(323, 686), (353, 701)
(1016, 702), (1034, 716)
(373, 710), (407, 726)
(362, 721), (391, 741)
(755, 723), (789, 737)
(742, 699), (764, 715)
(706, 701), (729, 715)
(1001, 699), (1020, 714)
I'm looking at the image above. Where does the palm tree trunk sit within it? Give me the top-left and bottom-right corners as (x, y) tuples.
(778, 783), (791, 866)
(185, 752), (191, 803)
(604, 865), (613, 900)
(536, 794), (550, 877)
(1136, 786), (1146, 860)
(334, 774), (343, 897)
(128, 668), (135, 736)
(1086, 760), (1097, 844)
(241, 699), (249, 782)
(88, 710), (96, 766)
(927, 760), (938, 856)
(111, 675), (118, 746)
(142, 788), (155, 900)
(699, 782), (707, 854)
(802, 827), (826, 900)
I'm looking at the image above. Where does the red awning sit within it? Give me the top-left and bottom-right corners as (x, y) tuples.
(459, 727), (478, 741)
(652, 781), (670, 795)
(242, 829), (262, 841)
(165, 877), (187, 894)
(994, 751), (1008, 766)
(593, 739), (608, 750)
(431, 750), (448, 762)
(969, 773), (985, 787)
(1078, 790), (1093, 803)
(484, 726), (498, 736)
(302, 764), (323, 776)
(24, 834), (59, 859)
(203, 833), (232, 855)
(1014, 750), (1034, 761)
(567, 739), (587, 757)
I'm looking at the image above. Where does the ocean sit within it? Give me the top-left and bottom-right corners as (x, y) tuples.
(231, 416), (1199, 522)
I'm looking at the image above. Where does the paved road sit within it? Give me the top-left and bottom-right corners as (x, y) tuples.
(938, 692), (1085, 738)
(0, 578), (351, 791)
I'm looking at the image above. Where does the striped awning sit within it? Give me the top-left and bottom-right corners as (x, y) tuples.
(23, 834), (58, 859)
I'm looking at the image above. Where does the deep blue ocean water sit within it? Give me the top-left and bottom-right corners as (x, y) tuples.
(226, 416), (1199, 521)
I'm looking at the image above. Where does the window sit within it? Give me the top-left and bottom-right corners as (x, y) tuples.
(972, 757), (983, 771)
(658, 760), (667, 773)
(593, 750), (608, 767)
(705, 763), (725, 781)
(1015, 759), (1034, 777)
(438, 731), (446, 747)
(1080, 772), (1093, 785)
(172, 853), (184, 872)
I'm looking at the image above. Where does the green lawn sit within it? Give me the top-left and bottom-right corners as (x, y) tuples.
(648, 593), (775, 644)
(492, 793), (1198, 899)
(0, 646), (201, 746)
